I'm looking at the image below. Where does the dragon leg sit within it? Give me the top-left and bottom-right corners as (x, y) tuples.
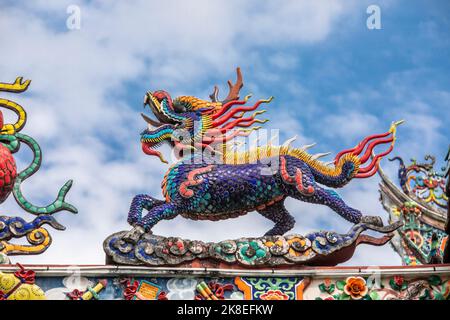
(127, 194), (165, 226)
(122, 195), (167, 243)
(257, 201), (295, 236)
(298, 186), (363, 224)
(136, 202), (178, 232)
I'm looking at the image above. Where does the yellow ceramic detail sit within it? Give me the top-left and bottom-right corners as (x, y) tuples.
(0, 228), (51, 255)
(0, 271), (45, 300)
(0, 77), (30, 134)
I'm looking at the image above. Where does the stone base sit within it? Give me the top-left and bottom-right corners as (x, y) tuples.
(103, 221), (402, 267)
(2, 263), (449, 300)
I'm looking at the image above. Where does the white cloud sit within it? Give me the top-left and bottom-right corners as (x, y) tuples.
(321, 112), (381, 144)
(0, 0), (415, 268)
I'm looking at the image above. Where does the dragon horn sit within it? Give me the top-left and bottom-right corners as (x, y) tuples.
(310, 152), (331, 160)
(282, 135), (297, 149)
(300, 142), (316, 151)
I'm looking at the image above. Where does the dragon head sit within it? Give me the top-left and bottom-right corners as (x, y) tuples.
(140, 90), (185, 164)
(140, 68), (272, 164)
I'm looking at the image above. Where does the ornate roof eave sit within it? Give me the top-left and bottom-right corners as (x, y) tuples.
(445, 145), (450, 171)
(378, 165), (446, 230)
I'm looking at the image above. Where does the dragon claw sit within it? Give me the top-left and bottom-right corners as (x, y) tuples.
(122, 225), (146, 244)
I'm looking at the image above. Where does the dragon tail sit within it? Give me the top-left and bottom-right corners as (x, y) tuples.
(308, 121), (404, 188)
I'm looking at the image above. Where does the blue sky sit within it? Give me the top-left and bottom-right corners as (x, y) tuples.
(0, 0), (449, 265)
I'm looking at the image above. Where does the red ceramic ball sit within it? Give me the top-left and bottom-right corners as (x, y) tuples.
(0, 143), (17, 203)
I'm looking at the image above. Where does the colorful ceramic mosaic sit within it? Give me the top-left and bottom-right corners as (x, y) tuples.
(390, 155), (448, 210)
(0, 78), (77, 257)
(195, 280), (234, 300)
(104, 221), (400, 267)
(379, 153), (449, 265)
(235, 277), (309, 300)
(105, 68), (403, 267)
(120, 278), (167, 300)
(314, 274), (450, 300)
(2, 264), (448, 300)
(0, 264), (45, 300)
(443, 147), (450, 263)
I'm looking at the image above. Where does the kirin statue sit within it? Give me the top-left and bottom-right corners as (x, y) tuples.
(104, 69), (403, 267)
